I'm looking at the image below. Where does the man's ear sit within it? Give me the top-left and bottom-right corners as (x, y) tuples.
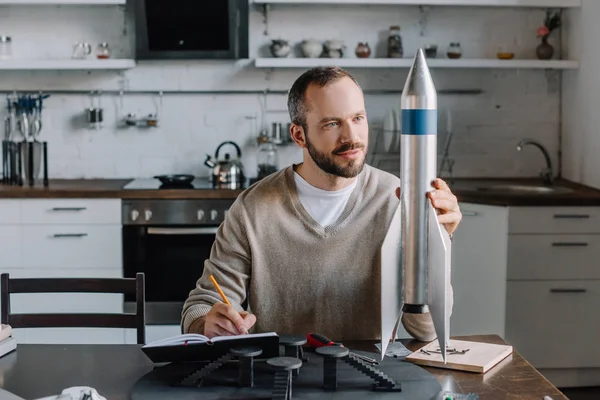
(290, 123), (307, 148)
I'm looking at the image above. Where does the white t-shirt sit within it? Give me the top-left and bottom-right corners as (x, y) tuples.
(293, 171), (357, 227)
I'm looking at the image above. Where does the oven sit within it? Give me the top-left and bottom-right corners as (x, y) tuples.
(122, 198), (236, 325)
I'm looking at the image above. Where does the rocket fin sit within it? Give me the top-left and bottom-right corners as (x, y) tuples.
(427, 199), (452, 363)
(380, 203), (403, 361)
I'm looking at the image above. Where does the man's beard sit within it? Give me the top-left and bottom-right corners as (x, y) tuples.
(305, 134), (367, 178)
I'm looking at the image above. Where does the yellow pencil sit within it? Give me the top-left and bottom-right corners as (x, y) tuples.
(209, 274), (231, 306)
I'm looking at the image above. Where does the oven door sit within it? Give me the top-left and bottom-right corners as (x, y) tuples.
(123, 225), (218, 324)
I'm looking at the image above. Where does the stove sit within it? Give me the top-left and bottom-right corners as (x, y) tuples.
(123, 177), (249, 191)
(121, 176), (248, 325)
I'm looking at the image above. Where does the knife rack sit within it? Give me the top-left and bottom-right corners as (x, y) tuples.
(1, 140), (48, 187)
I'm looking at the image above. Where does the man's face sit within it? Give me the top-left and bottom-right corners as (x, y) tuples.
(302, 77), (369, 178)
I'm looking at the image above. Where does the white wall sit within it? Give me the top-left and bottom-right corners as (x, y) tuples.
(0, 3), (564, 179)
(562, 0), (600, 190)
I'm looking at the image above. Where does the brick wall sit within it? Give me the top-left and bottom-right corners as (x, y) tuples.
(0, 3), (563, 179)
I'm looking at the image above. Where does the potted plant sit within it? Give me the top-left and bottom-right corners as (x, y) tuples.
(536, 9), (561, 60)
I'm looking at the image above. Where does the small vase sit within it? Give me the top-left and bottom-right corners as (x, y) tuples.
(355, 42), (371, 58)
(536, 37), (554, 60)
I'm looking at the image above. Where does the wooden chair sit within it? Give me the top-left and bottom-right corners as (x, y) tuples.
(0, 272), (146, 344)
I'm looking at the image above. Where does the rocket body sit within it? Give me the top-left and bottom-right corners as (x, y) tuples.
(398, 49), (451, 362)
(379, 49), (451, 362)
(400, 51), (438, 310)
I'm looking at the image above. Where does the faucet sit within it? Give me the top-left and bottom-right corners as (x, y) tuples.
(516, 139), (553, 185)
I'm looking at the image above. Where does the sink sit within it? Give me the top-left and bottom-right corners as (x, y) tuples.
(475, 184), (573, 194)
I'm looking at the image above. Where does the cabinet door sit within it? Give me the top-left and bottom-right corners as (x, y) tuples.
(0, 200), (21, 224)
(20, 225), (122, 269)
(508, 234), (600, 280)
(509, 206), (600, 234)
(506, 280), (600, 369)
(0, 225), (21, 268)
(450, 203), (508, 337)
(20, 199), (121, 225)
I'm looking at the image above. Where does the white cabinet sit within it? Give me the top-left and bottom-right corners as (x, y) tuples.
(20, 225), (122, 269)
(0, 199), (126, 345)
(450, 202), (508, 337)
(505, 206), (600, 377)
(0, 200), (22, 269)
(20, 199), (121, 225)
(393, 202), (509, 340)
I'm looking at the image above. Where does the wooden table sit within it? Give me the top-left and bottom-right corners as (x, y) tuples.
(349, 334), (568, 400)
(0, 334), (567, 400)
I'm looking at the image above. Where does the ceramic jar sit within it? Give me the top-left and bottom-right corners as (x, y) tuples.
(324, 39), (345, 58)
(355, 42), (371, 58)
(301, 39), (323, 58)
(269, 39), (291, 58)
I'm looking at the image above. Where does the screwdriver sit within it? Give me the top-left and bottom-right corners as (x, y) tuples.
(306, 333), (379, 365)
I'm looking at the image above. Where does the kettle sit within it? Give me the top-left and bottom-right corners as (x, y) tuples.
(204, 141), (245, 189)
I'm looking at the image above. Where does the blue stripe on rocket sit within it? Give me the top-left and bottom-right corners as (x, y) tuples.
(401, 109), (437, 136)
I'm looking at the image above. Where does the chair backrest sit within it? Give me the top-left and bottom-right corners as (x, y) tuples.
(0, 272), (145, 344)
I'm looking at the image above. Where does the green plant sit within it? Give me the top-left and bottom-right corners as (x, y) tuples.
(537, 9), (561, 40)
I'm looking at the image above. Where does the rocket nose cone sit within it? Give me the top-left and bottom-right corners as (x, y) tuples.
(401, 48), (437, 110)
(414, 48), (427, 67)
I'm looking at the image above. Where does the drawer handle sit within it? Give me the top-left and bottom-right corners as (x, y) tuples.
(52, 233), (88, 238)
(553, 214), (590, 219)
(550, 288), (587, 293)
(51, 207), (87, 211)
(551, 242), (589, 247)
(462, 211), (479, 217)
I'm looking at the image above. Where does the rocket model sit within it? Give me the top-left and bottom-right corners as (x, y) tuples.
(380, 49), (452, 363)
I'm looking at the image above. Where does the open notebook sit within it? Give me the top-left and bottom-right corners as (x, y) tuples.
(143, 332), (277, 348)
(140, 331), (280, 363)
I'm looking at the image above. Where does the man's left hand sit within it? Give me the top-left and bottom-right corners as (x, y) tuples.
(395, 178), (462, 235)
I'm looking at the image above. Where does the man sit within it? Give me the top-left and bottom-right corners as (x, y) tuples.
(182, 66), (462, 342)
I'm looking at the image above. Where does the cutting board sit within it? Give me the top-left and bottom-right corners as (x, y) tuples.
(406, 340), (513, 373)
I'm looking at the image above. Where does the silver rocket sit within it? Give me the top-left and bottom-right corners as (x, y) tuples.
(380, 49), (452, 362)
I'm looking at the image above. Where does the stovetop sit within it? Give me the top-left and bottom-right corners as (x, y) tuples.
(123, 178), (249, 190)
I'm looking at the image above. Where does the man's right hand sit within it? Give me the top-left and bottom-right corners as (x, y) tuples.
(204, 302), (257, 338)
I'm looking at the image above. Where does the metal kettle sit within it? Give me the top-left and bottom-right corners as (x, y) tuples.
(204, 141), (245, 189)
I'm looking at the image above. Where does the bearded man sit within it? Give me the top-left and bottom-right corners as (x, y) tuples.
(182, 66), (462, 342)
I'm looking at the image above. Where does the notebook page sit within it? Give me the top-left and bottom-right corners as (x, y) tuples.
(210, 332), (277, 343)
(143, 333), (210, 348)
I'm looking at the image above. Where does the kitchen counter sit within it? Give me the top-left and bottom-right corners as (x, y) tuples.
(449, 177), (600, 206)
(0, 177), (599, 205)
(0, 335), (567, 400)
(0, 179), (244, 199)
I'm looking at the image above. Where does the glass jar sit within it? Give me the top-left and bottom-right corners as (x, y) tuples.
(257, 135), (279, 180)
(0, 36), (12, 60)
(447, 42), (462, 59)
(387, 26), (403, 58)
(96, 42), (111, 59)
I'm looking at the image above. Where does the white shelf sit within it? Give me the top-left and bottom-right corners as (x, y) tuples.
(252, 0), (580, 7)
(254, 57), (579, 69)
(0, 59), (136, 70)
(0, 0), (125, 4)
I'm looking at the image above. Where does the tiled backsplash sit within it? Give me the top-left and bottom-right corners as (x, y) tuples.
(0, 3), (562, 179)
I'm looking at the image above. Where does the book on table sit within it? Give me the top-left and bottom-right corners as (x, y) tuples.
(141, 331), (280, 364)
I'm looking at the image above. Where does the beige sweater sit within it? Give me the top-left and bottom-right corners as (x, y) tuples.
(181, 164), (452, 342)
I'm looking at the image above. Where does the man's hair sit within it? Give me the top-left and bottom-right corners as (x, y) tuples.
(287, 66), (361, 134)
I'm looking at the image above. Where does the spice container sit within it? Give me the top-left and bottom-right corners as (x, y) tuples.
(256, 134), (279, 180)
(387, 26), (403, 58)
(96, 42), (110, 59)
(447, 42), (463, 59)
(424, 44), (437, 58)
(0, 36), (12, 60)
